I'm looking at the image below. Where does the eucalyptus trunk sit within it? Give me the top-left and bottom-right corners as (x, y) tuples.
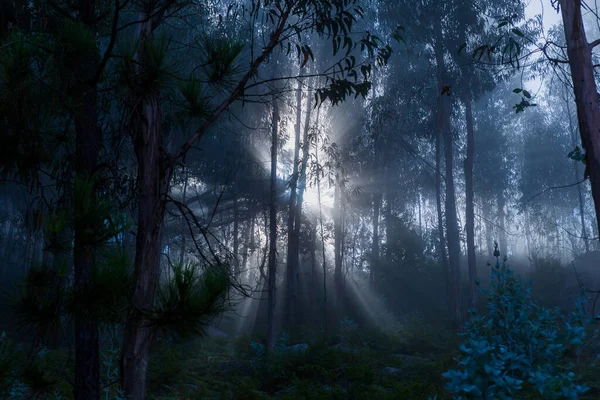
(285, 81), (302, 329)
(333, 178), (344, 317)
(559, 0), (600, 237)
(435, 20), (461, 326)
(463, 91), (477, 309)
(267, 96), (279, 350)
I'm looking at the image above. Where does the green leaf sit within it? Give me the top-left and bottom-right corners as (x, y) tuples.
(458, 43), (467, 55)
(513, 88), (522, 93)
(523, 90), (531, 99)
(511, 28), (525, 37)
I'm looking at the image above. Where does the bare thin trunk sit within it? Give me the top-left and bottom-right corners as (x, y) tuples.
(334, 178), (344, 317)
(285, 80), (302, 328)
(435, 20), (461, 325)
(315, 137), (328, 330)
(233, 195), (240, 276)
(463, 91), (477, 309)
(266, 96), (279, 350)
(497, 190), (507, 254)
(370, 193), (382, 286)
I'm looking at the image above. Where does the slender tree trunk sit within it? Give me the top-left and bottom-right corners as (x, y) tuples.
(333, 177), (344, 317)
(482, 200), (494, 257)
(315, 136), (328, 330)
(434, 20), (461, 325)
(233, 195), (240, 276)
(73, 0), (101, 394)
(435, 123), (450, 314)
(242, 215), (253, 273)
(463, 91), (477, 309)
(267, 96), (279, 350)
(179, 168), (189, 265)
(559, 0), (600, 238)
(497, 190), (507, 255)
(370, 193), (382, 286)
(285, 80), (302, 329)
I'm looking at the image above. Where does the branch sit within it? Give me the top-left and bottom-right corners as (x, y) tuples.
(589, 38), (600, 49)
(173, 3), (293, 162)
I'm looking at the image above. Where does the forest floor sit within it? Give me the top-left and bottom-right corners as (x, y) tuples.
(138, 323), (600, 400)
(143, 324), (456, 400)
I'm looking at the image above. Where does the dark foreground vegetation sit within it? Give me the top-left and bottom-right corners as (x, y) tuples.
(2, 249), (600, 399)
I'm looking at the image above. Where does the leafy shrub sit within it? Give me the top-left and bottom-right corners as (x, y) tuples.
(443, 244), (594, 399)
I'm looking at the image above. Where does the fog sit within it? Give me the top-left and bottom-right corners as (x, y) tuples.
(2, 0), (600, 398)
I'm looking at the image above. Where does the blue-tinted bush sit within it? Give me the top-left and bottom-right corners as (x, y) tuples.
(443, 244), (594, 399)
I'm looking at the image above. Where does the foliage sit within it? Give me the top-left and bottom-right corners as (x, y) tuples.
(152, 262), (231, 338)
(443, 243), (594, 399)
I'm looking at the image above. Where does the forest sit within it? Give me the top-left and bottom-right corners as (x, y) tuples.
(3, 0), (600, 398)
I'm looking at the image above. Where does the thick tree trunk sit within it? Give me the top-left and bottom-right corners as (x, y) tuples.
(267, 97), (279, 350)
(463, 91), (477, 309)
(121, 92), (170, 400)
(120, 16), (171, 399)
(285, 81), (302, 329)
(559, 0), (600, 239)
(566, 92), (590, 251)
(73, 0), (101, 395)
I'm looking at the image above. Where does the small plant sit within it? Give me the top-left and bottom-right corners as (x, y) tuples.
(443, 243), (592, 399)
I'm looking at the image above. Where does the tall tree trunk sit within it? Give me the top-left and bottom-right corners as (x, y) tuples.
(370, 193), (382, 286)
(435, 20), (462, 325)
(315, 136), (328, 330)
(463, 91), (477, 309)
(266, 96), (279, 350)
(435, 125), (450, 314)
(566, 92), (590, 251)
(233, 195), (240, 276)
(497, 190), (507, 255)
(482, 199), (494, 257)
(120, 16), (172, 400)
(242, 215), (253, 273)
(289, 80), (313, 325)
(73, 0), (101, 394)
(333, 177), (344, 317)
(285, 80), (302, 329)
(559, 0), (600, 238)
(179, 168), (189, 265)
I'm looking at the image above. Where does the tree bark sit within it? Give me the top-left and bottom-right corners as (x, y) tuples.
(73, 0), (101, 395)
(233, 195), (240, 276)
(497, 190), (507, 255)
(370, 193), (382, 286)
(333, 177), (344, 317)
(463, 91), (477, 309)
(559, 0), (600, 239)
(266, 96), (279, 350)
(285, 80), (302, 329)
(435, 19), (462, 326)
(566, 90), (590, 251)
(120, 15), (172, 400)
